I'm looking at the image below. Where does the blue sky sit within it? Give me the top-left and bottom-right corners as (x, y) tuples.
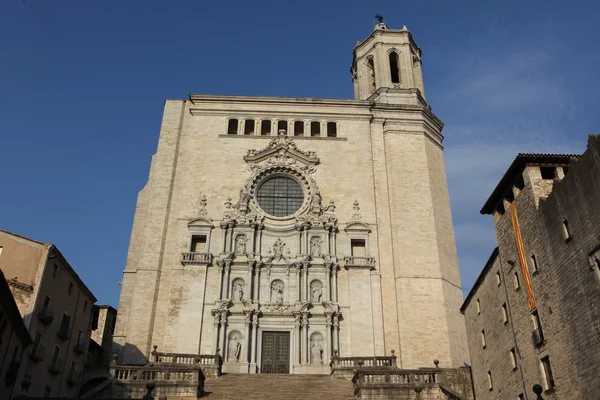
(1, 0), (598, 307)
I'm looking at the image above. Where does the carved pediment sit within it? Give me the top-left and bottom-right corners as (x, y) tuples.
(244, 136), (320, 167)
(344, 222), (371, 233)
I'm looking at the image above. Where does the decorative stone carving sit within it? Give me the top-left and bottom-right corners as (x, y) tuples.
(195, 195), (209, 218)
(310, 333), (324, 364)
(235, 234), (247, 256)
(264, 303), (290, 313)
(351, 200), (362, 220)
(228, 333), (242, 362)
(271, 280), (284, 303)
(232, 278), (245, 301)
(267, 238), (290, 263)
(310, 280), (323, 303)
(310, 236), (322, 258)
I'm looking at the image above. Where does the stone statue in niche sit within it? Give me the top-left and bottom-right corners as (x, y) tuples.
(310, 337), (323, 364)
(271, 280), (284, 304)
(228, 334), (242, 362)
(310, 281), (322, 303)
(235, 234), (247, 256)
(233, 280), (244, 301)
(310, 236), (322, 258)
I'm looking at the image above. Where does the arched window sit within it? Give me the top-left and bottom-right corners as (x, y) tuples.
(326, 122), (337, 137)
(261, 120), (271, 136)
(294, 121), (304, 136)
(310, 121), (321, 137)
(227, 119), (239, 135)
(244, 119), (255, 135)
(367, 58), (376, 89)
(389, 52), (400, 84)
(277, 121), (288, 135)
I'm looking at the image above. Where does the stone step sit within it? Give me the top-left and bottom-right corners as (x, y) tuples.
(203, 373), (356, 399)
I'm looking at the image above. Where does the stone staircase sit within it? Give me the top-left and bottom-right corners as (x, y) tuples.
(203, 373), (356, 399)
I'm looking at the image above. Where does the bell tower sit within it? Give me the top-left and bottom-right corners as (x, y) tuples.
(351, 23), (425, 100)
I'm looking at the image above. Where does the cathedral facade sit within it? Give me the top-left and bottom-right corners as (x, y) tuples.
(114, 23), (469, 374)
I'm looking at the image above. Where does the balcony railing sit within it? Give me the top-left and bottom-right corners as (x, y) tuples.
(149, 345), (222, 378)
(49, 358), (63, 374)
(330, 351), (397, 378)
(29, 344), (46, 362)
(181, 252), (213, 265)
(344, 256), (376, 269)
(37, 307), (54, 325)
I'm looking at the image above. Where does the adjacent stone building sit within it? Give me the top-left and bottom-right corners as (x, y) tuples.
(461, 135), (600, 399)
(114, 22), (470, 376)
(0, 229), (97, 397)
(0, 268), (32, 399)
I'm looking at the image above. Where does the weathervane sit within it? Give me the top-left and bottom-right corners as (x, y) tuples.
(374, 14), (384, 24)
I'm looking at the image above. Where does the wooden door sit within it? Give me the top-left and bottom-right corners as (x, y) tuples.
(261, 331), (290, 374)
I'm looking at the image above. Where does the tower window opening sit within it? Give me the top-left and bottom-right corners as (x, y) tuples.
(294, 121), (304, 136)
(190, 235), (207, 253)
(244, 119), (255, 135)
(227, 119), (239, 135)
(261, 120), (271, 136)
(350, 239), (366, 257)
(540, 167), (556, 179)
(327, 122), (337, 137)
(277, 120), (288, 135)
(367, 58), (376, 89)
(310, 121), (321, 137)
(389, 52), (401, 84)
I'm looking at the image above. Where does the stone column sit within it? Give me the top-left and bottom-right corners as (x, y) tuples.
(250, 223), (257, 253)
(221, 223), (228, 253)
(247, 261), (255, 299)
(326, 263), (332, 302)
(217, 262), (225, 299)
(303, 314), (309, 364)
(303, 262), (310, 302)
(303, 225), (310, 254)
(228, 222), (235, 253)
(251, 314), (258, 368)
(254, 263), (261, 302)
(221, 312), (228, 359)
(296, 225), (303, 255)
(213, 315), (220, 353)
(332, 227), (338, 254)
(326, 226), (331, 255)
(244, 313), (251, 363)
(296, 264), (302, 302)
(258, 225), (264, 253)
(325, 315), (332, 363)
(333, 264), (338, 302)
(225, 261), (232, 299)
(295, 315), (302, 366)
(333, 314), (339, 355)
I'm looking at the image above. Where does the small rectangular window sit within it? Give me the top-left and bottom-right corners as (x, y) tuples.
(562, 219), (571, 240)
(540, 166), (556, 179)
(52, 263), (58, 278)
(540, 356), (555, 389)
(476, 299), (481, 315)
(496, 271), (501, 286)
(51, 346), (60, 367)
(59, 313), (70, 338)
(326, 122), (337, 137)
(481, 330), (486, 349)
(350, 239), (366, 257)
(294, 121), (304, 136)
(227, 119), (239, 135)
(42, 295), (50, 312)
(243, 119), (255, 135)
(513, 271), (520, 290)
(44, 385), (52, 397)
(277, 120), (288, 134)
(68, 282), (73, 295)
(83, 301), (88, 313)
(190, 235), (207, 253)
(502, 303), (508, 323)
(310, 121), (321, 137)
(531, 254), (539, 274)
(22, 374), (32, 394)
(69, 360), (77, 380)
(261, 120), (271, 135)
(487, 370), (493, 390)
(76, 329), (83, 345)
(510, 348), (517, 370)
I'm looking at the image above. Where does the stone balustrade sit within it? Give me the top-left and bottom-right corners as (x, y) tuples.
(343, 256), (376, 269)
(330, 350), (397, 378)
(180, 252), (213, 265)
(150, 346), (222, 378)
